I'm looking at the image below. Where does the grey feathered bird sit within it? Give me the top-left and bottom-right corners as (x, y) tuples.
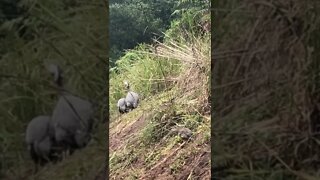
(47, 64), (94, 154)
(117, 98), (127, 114)
(124, 81), (139, 111)
(25, 115), (60, 166)
(163, 126), (193, 141)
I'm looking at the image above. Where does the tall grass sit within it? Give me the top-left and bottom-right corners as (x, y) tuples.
(213, 1), (320, 179)
(109, 44), (181, 117)
(109, 3), (211, 118)
(0, 0), (107, 178)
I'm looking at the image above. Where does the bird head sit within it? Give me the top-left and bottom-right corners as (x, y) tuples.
(46, 63), (63, 87)
(124, 80), (130, 90)
(126, 101), (131, 107)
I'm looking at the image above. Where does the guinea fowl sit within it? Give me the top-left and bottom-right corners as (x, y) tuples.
(47, 64), (94, 156)
(25, 115), (60, 166)
(117, 98), (128, 114)
(124, 81), (139, 111)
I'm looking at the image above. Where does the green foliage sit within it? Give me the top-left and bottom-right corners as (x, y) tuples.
(109, 0), (211, 66)
(109, 44), (181, 115)
(109, 0), (177, 66)
(109, 0), (211, 115)
(0, 0), (22, 24)
(166, 0), (210, 42)
(173, 0), (210, 14)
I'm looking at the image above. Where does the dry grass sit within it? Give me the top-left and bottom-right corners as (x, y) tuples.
(213, 0), (320, 179)
(151, 37), (210, 114)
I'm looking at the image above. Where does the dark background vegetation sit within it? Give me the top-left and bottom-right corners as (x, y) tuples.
(109, 0), (209, 67)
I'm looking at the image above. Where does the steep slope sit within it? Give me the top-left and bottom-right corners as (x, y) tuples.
(109, 33), (211, 179)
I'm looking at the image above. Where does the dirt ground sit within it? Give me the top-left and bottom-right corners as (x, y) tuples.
(109, 114), (211, 180)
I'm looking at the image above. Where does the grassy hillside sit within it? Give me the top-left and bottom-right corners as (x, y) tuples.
(109, 9), (211, 179)
(0, 0), (210, 179)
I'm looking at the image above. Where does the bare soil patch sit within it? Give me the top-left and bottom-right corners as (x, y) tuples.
(109, 114), (146, 152)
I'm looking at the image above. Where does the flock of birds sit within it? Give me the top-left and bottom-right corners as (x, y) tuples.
(25, 64), (95, 168)
(117, 81), (140, 114)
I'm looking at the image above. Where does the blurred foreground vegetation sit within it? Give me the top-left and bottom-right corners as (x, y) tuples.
(213, 1), (320, 179)
(0, 0), (107, 179)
